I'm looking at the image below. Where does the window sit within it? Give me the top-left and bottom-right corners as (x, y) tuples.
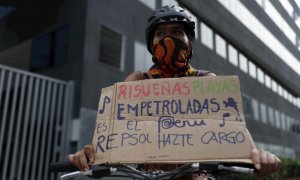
(268, 106), (275, 126)
(248, 61), (257, 79)
(239, 54), (248, 73)
(99, 25), (124, 69)
(31, 25), (70, 71)
(283, 89), (288, 100)
(281, 113), (286, 131)
(162, 0), (178, 6)
(286, 116), (291, 131)
(274, 110), (281, 129)
(134, 41), (152, 71)
(265, 74), (271, 89)
(200, 23), (213, 49)
(215, 34), (227, 59)
(242, 95), (252, 119)
(139, 0), (156, 9)
(228, 44), (238, 66)
(260, 103), (267, 124)
(278, 85), (283, 97)
(257, 68), (264, 84)
(271, 80), (278, 93)
(251, 98), (259, 121)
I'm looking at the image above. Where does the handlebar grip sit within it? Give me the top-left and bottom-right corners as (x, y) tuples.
(49, 162), (79, 172)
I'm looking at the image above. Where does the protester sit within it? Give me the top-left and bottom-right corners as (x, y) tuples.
(68, 5), (281, 179)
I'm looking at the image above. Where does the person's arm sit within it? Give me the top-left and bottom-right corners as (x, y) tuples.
(124, 71), (145, 81)
(68, 72), (145, 171)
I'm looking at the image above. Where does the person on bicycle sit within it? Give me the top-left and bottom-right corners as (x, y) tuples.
(68, 5), (281, 179)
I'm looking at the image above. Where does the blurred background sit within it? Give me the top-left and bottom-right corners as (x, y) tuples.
(0, 0), (299, 179)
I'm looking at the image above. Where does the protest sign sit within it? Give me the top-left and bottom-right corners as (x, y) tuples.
(92, 76), (253, 164)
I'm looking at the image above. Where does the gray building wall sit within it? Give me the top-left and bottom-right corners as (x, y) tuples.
(0, 0), (299, 158)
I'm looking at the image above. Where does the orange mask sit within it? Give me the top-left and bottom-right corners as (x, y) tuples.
(152, 36), (189, 73)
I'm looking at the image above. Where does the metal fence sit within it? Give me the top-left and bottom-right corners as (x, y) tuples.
(0, 64), (74, 180)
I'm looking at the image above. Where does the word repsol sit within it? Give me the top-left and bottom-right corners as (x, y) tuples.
(200, 131), (245, 144)
(117, 79), (239, 100)
(117, 98), (220, 120)
(95, 133), (152, 153)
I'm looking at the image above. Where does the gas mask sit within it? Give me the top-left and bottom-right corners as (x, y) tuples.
(152, 36), (190, 73)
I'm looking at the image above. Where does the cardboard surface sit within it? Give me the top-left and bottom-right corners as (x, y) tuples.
(92, 76), (253, 164)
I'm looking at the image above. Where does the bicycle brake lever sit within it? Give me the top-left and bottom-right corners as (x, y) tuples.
(218, 165), (254, 174)
(61, 170), (92, 180)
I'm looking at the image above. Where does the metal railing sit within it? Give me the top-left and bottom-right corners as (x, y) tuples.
(0, 64), (74, 180)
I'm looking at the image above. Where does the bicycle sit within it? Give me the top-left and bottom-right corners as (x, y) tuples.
(49, 161), (255, 180)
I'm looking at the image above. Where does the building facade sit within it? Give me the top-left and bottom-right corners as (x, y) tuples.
(0, 0), (300, 179)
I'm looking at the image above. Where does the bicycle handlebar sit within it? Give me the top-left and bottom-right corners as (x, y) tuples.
(49, 162), (255, 180)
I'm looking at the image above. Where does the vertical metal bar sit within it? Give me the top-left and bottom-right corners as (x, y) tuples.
(0, 68), (6, 167)
(29, 80), (46, 180)
(61, 81), (74, 160)
(9, 75), (27, 180)
(0, 69), (5, 115)
(37, 82), (52, 180)
(2, 73), (20, 179)
(50, 84), (64, 180)
(43, 83), (58, 180)
(23, 78), (40, 179)
(0, 71), (13, 160)
(16, 77), (34, 180)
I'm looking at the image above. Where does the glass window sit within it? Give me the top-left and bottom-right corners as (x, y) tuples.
(31, 26), (70, 71)
(265, 0), (296, 45)
(288, 93), (293, 103)
(290, 118), (296, 133)
(251, 98), (259, 121)
(242, 95), (252, 119)
(268, 106), (275, 126)
(161, 0), (178, 6)
(99, 25), (124, 69)
(200, 22), (213, 49)
(239, 54), (248, 73)
(55, 26), (70, 66)
(139, 0), (156, 9)
(31, 33), (51, 70)
(271, 80), (278, 93)
(255, 0), (264, 8)
(279, 0), (294, 17)
(281, 112), (286, 131)
(134, 41), (153, 71)
(283, 89), (288, 100)
(277, 85), (283, 97)
(215, 34), (227, 59)
(184, 8), (198, 39)
(260, 103), (267, 124)
(217, 0), (300, 77)
(257, 68), (264, 84)
(286, 116), (291, 131)
(274, 110), (281, 129)
(248, 61), (257, 79)
(265, 74), (271, 89)
(228, 44), (238, 66)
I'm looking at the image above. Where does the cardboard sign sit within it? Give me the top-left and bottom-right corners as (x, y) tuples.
(92, 76), (253, 164)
